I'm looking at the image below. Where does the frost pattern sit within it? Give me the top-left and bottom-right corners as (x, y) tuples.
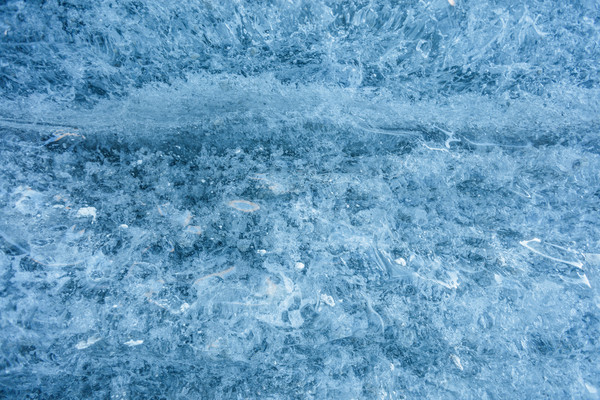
(1, 0), (599, 399)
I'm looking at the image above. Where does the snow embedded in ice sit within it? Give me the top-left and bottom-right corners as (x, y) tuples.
(0, 0), (599, 398)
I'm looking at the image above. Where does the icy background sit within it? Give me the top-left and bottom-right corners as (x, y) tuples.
(1, 0), (600, 398)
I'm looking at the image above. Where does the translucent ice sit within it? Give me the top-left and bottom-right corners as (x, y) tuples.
(1, 0), (599, 398)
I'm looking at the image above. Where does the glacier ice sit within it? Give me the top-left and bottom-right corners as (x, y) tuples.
(1, 0), (599, 398)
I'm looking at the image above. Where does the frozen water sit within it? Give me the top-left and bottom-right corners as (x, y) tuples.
(1, 0), (599, 398)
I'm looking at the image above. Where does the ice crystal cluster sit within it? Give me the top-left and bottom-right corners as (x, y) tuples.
(0, 0), (599, 398)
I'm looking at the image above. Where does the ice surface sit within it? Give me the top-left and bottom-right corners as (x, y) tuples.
(1, 0), (599, 399)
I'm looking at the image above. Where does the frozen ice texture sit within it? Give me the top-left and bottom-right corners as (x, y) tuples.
(0, 0), (599, 398)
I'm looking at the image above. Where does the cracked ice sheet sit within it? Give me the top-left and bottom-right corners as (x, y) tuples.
(0, 114), (599, 398)
(0, 1), (599, 396)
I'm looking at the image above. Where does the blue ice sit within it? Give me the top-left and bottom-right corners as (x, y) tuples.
(0, 0), (599, 398)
